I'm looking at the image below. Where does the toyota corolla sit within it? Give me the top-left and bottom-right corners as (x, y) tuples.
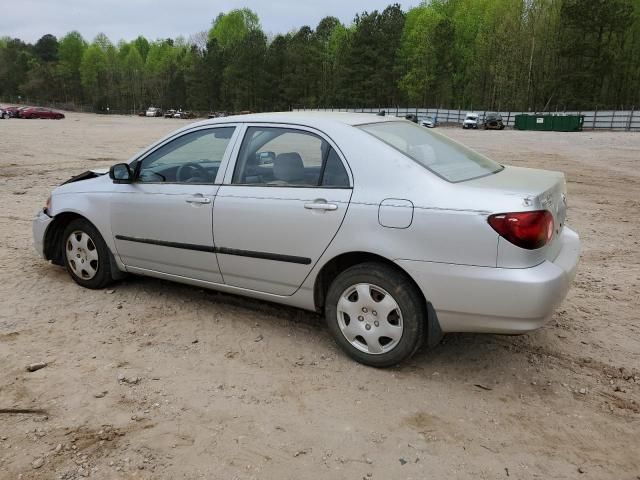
(33, 112), (580, 367)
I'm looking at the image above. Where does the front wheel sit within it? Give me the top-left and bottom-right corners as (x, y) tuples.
(325, 262), (426, 367)
(61, 219), (114, 289)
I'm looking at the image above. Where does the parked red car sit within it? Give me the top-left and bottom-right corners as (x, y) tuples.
(3, 106), (26, 118)
(20, 107), (65, 119)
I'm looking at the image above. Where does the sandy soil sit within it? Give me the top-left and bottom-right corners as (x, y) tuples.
(0, 113), (638, 480)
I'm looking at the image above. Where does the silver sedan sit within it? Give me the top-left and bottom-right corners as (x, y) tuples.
(33, 112), (580, 367)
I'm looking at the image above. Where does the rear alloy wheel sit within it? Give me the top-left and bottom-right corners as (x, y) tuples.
(62, 219), (113, 289)
(325, 262), (425, 367)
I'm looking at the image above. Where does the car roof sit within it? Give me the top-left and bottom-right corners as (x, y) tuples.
(193, 111), (404, 128)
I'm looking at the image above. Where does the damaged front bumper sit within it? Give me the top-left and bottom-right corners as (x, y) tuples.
(32, 209), (53, 258)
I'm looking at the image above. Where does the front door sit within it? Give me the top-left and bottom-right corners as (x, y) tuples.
(213, 125), (353, 295)
(111, 125), (238, 283)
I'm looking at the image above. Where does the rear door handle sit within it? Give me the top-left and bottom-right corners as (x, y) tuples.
(304, 201), (338, 211)
(186, 196), (211, 205)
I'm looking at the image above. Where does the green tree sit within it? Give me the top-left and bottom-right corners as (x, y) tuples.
(220, 29), (267, 111)
(283, 26), (322, 107)
(34, 34), (58, 62)
(264, 34), (290, 110)
(80, 40), (108, 109)
(0, 38), (33, 99)
(208, 8), (260, 49)
(133, 36), (150, 60)
(557, 0), (635, 108)
(122, 45), (145, 112)
(57, 31), (86, 103)
(336, 4), (405, 107)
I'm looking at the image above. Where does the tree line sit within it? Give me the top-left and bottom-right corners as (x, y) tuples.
(1, 0), (638, 114)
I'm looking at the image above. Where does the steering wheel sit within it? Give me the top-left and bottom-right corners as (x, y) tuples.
(176, 162), (208, 182)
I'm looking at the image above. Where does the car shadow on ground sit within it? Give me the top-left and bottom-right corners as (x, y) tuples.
(113, 274), (541, 376)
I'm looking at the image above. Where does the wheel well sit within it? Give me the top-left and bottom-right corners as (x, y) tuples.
(314, 252), (443, 347)
(44, 212), (86, 265)
(313, 252), (421, 311)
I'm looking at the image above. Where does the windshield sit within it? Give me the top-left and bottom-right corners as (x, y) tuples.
(358, 121), (503, 182)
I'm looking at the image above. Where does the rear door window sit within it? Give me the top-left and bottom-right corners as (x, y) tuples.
(232, 127), (350, 187)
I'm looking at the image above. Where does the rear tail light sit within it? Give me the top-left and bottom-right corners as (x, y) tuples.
(488, 210), (554, 250)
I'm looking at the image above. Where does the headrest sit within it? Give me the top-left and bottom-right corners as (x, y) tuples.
(273, 152), (305, 182)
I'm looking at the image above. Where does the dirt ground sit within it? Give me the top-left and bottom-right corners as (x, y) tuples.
(0, 112), (638, 480)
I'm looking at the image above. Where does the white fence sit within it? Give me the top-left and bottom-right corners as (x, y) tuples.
(292, 107), (640, 131)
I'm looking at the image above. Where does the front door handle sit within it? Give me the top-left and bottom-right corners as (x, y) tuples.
(186, 196), (211, 205)
(304, 201), (338, 211)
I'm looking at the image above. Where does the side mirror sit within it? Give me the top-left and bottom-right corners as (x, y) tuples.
(257, 151), (275, 165)
(109, 163), (133, 183)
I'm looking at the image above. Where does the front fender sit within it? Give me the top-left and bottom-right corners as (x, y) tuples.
(46, 192), (125, 272)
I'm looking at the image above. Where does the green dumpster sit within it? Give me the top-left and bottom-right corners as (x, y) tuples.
(514, 114), (584, 132)
(551, 115), (584, 132)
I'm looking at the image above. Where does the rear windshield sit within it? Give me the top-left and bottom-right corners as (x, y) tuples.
(358, 121), (503, 182)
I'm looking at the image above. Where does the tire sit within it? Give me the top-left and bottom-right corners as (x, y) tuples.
(61, 219), (114, 289)
(325, 262), (426, 367)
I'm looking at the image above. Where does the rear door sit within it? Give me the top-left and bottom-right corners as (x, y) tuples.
(213, 124), (353, 295)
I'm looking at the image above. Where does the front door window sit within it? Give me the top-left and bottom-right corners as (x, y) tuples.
(138, 127), (235, 184)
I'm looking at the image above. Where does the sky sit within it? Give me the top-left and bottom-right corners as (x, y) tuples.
(2, 0), (420, 43)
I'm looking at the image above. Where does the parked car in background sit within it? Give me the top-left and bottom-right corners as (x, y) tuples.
(3, 106), (18, 117)
(33, 112), (580, 367)
(20, 107), (65, 119)
(483, 112), (505, 130)
(173, 110), (194, 119)
(145, 107), (163, 117)
(16, 106), (31, 118)
(463, 112), (479, 129)
(0, 106), (8, 119)
(4, 106), (27, 118)
(164, 109), (176, 118)
(405, 114), (419, 123)
(208, 111), (229, 119)
(421, 116), (436, 128)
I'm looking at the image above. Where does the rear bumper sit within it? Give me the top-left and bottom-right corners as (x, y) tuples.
(32, 209), (53, 258)
(397, 227), (580, 334)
